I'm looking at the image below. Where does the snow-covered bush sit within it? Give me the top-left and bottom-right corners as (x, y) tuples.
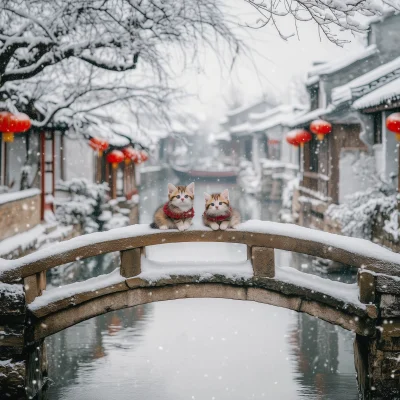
(326, 182), (396, 239)
(55, 179), (109, 234)
(282, 176), (299, 210)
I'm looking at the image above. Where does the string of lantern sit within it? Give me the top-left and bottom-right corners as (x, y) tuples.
(285, 119), (332, 147)
(87, 137), (149, 166)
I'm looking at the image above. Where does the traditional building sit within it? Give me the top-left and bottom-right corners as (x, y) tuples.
(288, 12), (400, 229)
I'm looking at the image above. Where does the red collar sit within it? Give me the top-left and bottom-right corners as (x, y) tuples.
(203, 208), (232, 222)
(163, 203), (195, 220)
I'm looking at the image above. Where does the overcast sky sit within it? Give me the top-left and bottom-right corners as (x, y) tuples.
(172, 0), (367, 129)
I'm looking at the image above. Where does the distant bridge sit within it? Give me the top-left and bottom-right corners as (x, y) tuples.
(1, 221), (400, 399)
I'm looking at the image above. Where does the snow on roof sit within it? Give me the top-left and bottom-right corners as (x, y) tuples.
(287, 105), (335, 128)
(226, 99), (266, 117)
(229, 122), (250, 135)
(352, 77), (400, 110)
(210, 130), (231, 142)
(0, 188), (41, 206)
(306, 45), (378, 85)
(332, 57), (400, 105)
(89, 124), (131, 147)
(366, 9), (398, 26)
(249, 104), (292, 121)
(251, 105), (304, 132)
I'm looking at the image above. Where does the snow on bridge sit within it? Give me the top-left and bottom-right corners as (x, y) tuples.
(2, 220), (400, 341)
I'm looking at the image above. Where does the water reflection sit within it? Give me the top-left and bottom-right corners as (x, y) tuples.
(42, 178), (359, 399)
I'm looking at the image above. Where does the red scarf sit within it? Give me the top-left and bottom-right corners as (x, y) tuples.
(163, 203), (195, 220)
(203, 207), (232, 222)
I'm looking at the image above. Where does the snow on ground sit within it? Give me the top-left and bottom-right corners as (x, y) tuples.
(0, 188), (40, 205)
(0, 224), (73, 259)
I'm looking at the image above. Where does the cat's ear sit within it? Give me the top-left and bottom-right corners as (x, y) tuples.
(168, 183), (177, 195)
(204, 192), (211, 202)
(221, 189), (229, 201)
(186, 182), (195, 195)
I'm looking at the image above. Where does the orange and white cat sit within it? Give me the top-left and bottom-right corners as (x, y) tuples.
(202, 189), (241, 230)
(150, 183), (195, 231)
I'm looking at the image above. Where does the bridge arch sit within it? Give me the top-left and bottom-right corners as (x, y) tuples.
(30, 278), (376, 341)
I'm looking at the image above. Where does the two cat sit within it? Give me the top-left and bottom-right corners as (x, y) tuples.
(150, 183), (241, 231)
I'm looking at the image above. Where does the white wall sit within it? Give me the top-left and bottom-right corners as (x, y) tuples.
(339, 150), (376, 203)
(382, 110), (399, 188)
(64, 136), (95, 182)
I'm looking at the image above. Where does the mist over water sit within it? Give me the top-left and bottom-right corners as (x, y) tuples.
(44, 179), (359, 400)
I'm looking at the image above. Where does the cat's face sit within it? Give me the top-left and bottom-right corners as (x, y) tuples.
(204, 189), (230, 215)
(168, 182), (194, 211)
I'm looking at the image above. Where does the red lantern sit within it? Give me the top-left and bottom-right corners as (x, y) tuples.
(106, 150), (124, 168)
(386, 113), (400, 141)
(137, 150), (148, 164)
(310, 119), (332, 141)
(89, 137), (109, 156)
(0, 112), (31, 142)
(121, 146), (138, 164)
(286, 130), (300, 147)
(295, 129), (312, 147)
(14, 113), (31, 133)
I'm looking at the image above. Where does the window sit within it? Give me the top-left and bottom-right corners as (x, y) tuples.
(309, 86), (319, 111)
(373, 112), (382, 144)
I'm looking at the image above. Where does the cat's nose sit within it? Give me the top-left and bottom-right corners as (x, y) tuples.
(181, 198), (184, 202)
(216, 206), (219, 209)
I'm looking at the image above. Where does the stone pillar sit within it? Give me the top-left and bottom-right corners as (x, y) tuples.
(354, 271), (400, 398)
(120, 247), (142, 278)
(1, 280), (49, 399)
(0, 283), (27, 399)
(250, 246), (275, 278)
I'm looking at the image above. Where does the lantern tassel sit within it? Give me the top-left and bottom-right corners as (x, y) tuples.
(396, 133), (400, 142)
(3, 132), (14, 142)
(317, 134), (324, 141)
(112, 162), (118, 169)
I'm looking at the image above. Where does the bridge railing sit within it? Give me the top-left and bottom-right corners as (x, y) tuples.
(1, 220), (400, 309)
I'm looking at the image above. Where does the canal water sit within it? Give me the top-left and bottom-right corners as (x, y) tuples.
(43, 179), (359, 399)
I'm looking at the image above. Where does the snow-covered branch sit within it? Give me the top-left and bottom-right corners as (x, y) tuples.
(245, 0), (400, 45)
(0, 0), (241, 85)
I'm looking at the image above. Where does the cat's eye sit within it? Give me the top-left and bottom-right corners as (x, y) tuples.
(176, 195), (180, 199)
(185, 195), (188, 198)
(211, 202), (214, 206)
(219, 202), (222, 205)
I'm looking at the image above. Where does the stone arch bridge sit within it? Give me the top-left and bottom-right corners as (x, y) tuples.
(1, 221), (400, 399)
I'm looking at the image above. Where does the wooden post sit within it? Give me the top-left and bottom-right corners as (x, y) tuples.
(111, 165), (117, 199)
(24, 271), (47, 304)
(247, 245), (252, 261)
(51, 131), (55, 202)
(358, 269), (376, 304)
(120, 248), (142, 278)
(40, 131), (45, 221)
(37, 271), (47, 296)
(251, 247), (275, 278)
(96, 154), (102, 184)
(398, 144), (400, 227)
